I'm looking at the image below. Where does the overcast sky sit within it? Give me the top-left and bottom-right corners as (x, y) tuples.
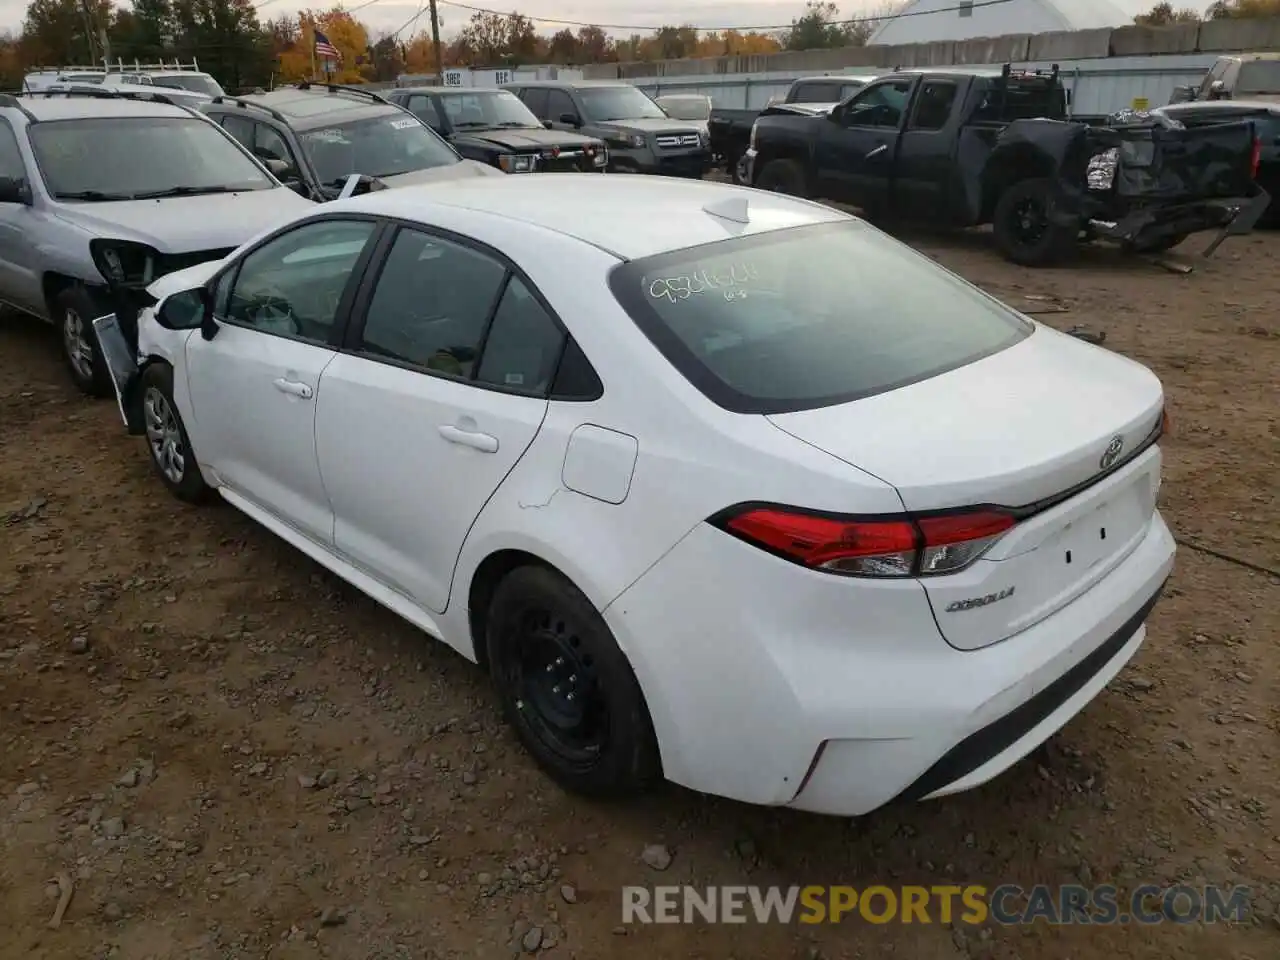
(1, 0), (1160, 41)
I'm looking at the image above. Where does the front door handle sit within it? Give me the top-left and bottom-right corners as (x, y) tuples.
(273, 378), (313, 399)
(865, 143), (888, 160)
(438, 424), (499, 453)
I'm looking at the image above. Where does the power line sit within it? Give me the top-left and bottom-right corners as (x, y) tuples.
(250, 0), (1018, 35)
(429, 0), (1019, 33)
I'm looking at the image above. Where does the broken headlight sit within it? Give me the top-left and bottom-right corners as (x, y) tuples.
(90, 239), (158, 287)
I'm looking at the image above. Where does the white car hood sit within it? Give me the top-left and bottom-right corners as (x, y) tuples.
(57, 188), (315, 254)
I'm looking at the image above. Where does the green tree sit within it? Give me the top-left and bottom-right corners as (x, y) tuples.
(784, 0), (848, 51)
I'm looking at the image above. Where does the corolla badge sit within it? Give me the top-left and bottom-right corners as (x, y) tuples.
(1099, 435), (1125, 470)
(945, 587), (1015, 613)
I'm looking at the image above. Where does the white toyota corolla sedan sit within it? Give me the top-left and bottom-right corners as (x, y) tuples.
(103, 174), (1175, 816)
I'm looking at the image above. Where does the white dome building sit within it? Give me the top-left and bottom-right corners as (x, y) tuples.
(868, 0), (1133, 45)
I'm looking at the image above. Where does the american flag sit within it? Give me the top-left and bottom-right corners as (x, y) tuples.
(314, 30), (341, 61)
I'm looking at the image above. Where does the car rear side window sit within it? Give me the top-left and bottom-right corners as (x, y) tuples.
(608, 220), (1032, 415)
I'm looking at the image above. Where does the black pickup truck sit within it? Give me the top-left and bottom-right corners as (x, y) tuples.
(709, 73), (880, 182)
(745, 65), (1269, 265)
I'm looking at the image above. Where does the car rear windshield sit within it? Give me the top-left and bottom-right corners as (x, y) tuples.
(608, 220), (1033, 415)
(1239, 60), (1280, 94)
(299, 111), (460, 185)
(29, 117), (276, 200)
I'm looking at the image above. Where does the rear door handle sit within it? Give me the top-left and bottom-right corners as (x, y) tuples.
(865, 143), (888, 160)
(273, 378), (313, 399)
(438, 424), (499, 453)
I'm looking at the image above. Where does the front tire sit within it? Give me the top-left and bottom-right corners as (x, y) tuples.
(486, 565), (660, 798)
(755, 158), (807, 197)
(140, 363), (210, 503)
(55, 286), (111, 397)
(992, 177), (1078, 267)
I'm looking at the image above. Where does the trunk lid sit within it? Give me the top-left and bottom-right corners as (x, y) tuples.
(767, 326), (1165, 650)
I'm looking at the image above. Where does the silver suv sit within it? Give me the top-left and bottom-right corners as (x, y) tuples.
(0, 89), (315, 394)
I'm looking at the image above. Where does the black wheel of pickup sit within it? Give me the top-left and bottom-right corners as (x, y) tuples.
(993, 177), (1077, 267)
(755, 159), (807, 197)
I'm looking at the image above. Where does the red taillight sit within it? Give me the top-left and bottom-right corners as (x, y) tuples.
(717, 506), (1016, 578)
(1251, 137), (1262, 180)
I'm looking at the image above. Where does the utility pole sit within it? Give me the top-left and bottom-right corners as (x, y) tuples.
(428, 0), (443, 85)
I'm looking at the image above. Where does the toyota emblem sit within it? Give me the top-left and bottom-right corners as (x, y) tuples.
(1099, 435), (1125, 470)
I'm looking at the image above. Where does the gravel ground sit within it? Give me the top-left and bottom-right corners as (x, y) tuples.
(1, 226), (1277, 960)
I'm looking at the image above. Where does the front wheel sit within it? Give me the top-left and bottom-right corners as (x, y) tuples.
(755, 158), (807, 197)
(486, 565), (660, 798)
(992, 177), (1078, 267)
(55, 287), (112, 397)
(140, 363), (211, 503)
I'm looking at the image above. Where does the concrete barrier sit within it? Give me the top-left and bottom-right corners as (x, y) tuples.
(952, 34), (1032, 65)
(1198, 17), (1280, 53)
(1109, 23), (1200, 57)
(1029, 28), (1112, 61)
(585, 16), (1280, 86)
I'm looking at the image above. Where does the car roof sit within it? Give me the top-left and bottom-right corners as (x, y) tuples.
(9, 94), (195, 121)
(329, 174), (847, 260)
(228, 87), (397, 128)
(395, 86), (511, 96)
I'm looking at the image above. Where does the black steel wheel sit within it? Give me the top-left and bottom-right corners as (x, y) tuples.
(993, 177), (1078, 267)
(486, 565), (660, 796)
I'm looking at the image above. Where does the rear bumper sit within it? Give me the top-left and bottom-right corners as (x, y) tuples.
(605, 509), (1175, 817)
(1085, 189), (1271, 247)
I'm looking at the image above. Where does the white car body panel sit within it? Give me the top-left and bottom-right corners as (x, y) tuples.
(131, 175), (1176, 816)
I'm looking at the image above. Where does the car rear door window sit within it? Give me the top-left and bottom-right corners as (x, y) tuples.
(356, 228), (507, 378)
(910, 81), (958, 130)
(608, 219), (1030, 415)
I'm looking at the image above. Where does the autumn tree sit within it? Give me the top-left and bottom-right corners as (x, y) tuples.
(1207, 0), (1280, 15)
(1134, 2), (1202, 23)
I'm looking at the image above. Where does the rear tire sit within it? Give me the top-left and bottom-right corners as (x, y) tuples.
(755, 158), (807, 197)
(486, 565), (660, 798)
(54, 286), (112, 397)
(139, 363), (211, 504)
(992, 177), (1078, 267)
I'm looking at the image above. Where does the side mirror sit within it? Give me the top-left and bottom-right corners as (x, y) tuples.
(1209, 79), (1227, 100)
(0, 176), (31, 205)
(264, 157), (292, 178)
(542, 119), (553, 129)
(559, 112), (580, 127)
(156, 287), (211, 331)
